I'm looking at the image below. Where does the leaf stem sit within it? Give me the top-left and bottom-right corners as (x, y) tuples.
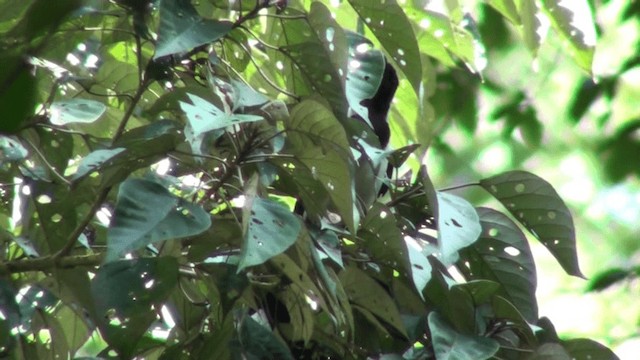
(0, 253), (103, 275)
(438, 182), (480, 192)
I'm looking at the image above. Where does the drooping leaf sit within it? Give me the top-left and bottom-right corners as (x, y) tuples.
(428, 311), (500, 360)
(285, 100), (355, 232)
(586, 268), (630, 292)
(49, 99), (107, 125)
(540, 0), (596, 73)
(179, 93), (263, 137)
(91, 257), (178, 357)
(348, 0), (422, 93)
(437, 192), (482, 265)
(459, 207), (538, 322)
(237, 197), (302, 272)
(480, 171), (584, 278)
(339, 267), (407, 338)
(561, 338), (620, 360)
(106, 178), (211, 262)
(154, 0), (233, 59)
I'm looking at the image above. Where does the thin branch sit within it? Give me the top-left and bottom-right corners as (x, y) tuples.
(53, 187), (111, 260)
(0, 253), (103, 275)
(438, 182), (479, 192)
(112, 79), (148, 141)
(22, 138), (71, 186)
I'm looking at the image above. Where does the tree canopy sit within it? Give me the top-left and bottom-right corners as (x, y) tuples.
(0, 0), (634, 359)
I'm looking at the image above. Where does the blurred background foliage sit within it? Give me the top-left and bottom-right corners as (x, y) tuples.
(403, 0), (640, 355)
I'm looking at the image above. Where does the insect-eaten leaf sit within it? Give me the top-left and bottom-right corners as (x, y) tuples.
(50, 99), (106, 125)
(480, 170), (584, 278)
(237, 197), (303, 272)
(437, 192), (482, 265)
(106, 178), (211, 262)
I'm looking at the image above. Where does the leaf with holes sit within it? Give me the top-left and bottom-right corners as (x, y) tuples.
(540, 0), (596, 73)
(339, 267), (407, 338)
(285, 100), (355, 232)
(437, 192), (482, 265)
(345, 31), (386, 125)
(458, 207), (538, 322)
(480, 170), (584, 278)
(91, 257), (178, 357)
(237, 198), (303, 272)
(106, 179), (211, 262)
(154, 0), (232, 58)
(405, 237), (432, 299)
(360, 202), (410, 273)
(50, 99), (106, 125)
(180, 93), (263, 137)
(429, 312), (500, 360)
(348, 0), (422, 93)
(234, 315), (295, 360)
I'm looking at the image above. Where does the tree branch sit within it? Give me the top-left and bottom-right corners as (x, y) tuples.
(0, 253), (103, 275)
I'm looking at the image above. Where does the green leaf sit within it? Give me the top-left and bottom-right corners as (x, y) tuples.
(406, 237), (433, 298)
(286, 100), (355, 232)
(106, 178), (211, 262)
(459, 207), (538, 322)
(49, 99), (107, 125)
(70, 148), (126, 181)
(437, 192), (482, 265)
(540, 0), (596, 73)
(339, 267), (407, 338)
(480, 170), (584, 278)
(516, 0), (543, 56)
(0, 135), (28, 162)
(345, 31), (386, 126)
(561, 338), (620, 360)
(237, 197), (302, 272)
(0, 62), (36, 134)
(154, 0), (233, 58)
(234, 315), (294, 360)
(486, 0), (521, 24)
(348, 0), (422, 93)
(428, 312), (500, 360)
(179, 93), (263, 137)
(491, 295), (537, 345)
(527, 343), (571, 359)
(360, 202), (410, 273)
(586, 268), (630, 292)
(91, 257), (178, 357)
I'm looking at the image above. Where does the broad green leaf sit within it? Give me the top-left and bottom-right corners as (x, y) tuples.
(486, 0), (521, 24)
(0, 135), (27, 162)
(360, 202), (410, 273)
(405, 237), (432, 298)
(237, 198), (302, 272)
(561, 338), (620, 360)
(70, 148), (125, 181)
(286, 100), (355, 232)
(345, 31), (386, 125)
(234, 315), (294, 360)
(278, 4), (348, 116)
(229, 79), (269, 110)
(428, 312), (500, 360)
(280, 285), (315, 344)
(49, 99), (106, 125)
(339, 267), (408, 338)
(540, 0), (596, 73)
(91, 257), (178, 357)
(154, 0), (232, 59)
(106, 178), (211, 262)
(437, 192), (482, 265)
(528, 343), (571, 359)
(491, 295), (536, 345)
(179, 93), (263, 137)
(459, 207), (538, 322)
(480, 171), (584, 278)
(313, 229), (344, 268)
(516, 0), (543, 56)
(586, 268), (630, 292)
(348, 0), (422, 93)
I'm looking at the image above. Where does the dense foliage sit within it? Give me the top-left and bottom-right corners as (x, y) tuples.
(0, 0), (628, 358)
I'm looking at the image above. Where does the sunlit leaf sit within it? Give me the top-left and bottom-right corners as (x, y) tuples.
(70, 148), (126, 181)
(339, 267), (408, 338)
(437, 192), (482, 265)
(516, 0), (543, 56)
(459, 207), (538, 322)
(180, 93), (263, 137)
(154, 0), (232, 58)
(348, 0), (422, 92)
(486, 0), (521, 24)
(237, 198), (302, 272)
(428, 311), (500, 360)
(106, 178), (211, 262)
(480, 171), (584, 278)
(0, 135), (28, 162)
(540, 0), (596, 73)
(50, 99), (106, 125)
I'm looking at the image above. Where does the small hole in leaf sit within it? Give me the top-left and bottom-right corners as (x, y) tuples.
(547, 211), (556, 219)
(515, 183), (525, 193)
(51, 213), (62, 223)
(504, 246), (520, 256)
(488, 228), (499, 237)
